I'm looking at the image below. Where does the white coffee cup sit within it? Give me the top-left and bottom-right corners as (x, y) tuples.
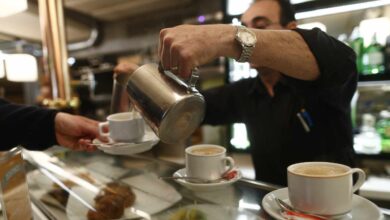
(185, 144), (235, 181)
(98, 112), (145, 142)
(287, 162), (366, 216)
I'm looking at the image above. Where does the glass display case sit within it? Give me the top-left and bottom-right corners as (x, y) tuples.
(23, 149), (271, 220)
(18, 148), (389, 220)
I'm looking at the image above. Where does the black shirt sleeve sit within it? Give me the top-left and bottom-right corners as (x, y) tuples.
(285, 28), (358, 90)
(284, 28), (358, 111)
(0, 98), (59, 150)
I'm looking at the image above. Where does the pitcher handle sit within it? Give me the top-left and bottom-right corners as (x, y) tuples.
(188, 67), (199, 88)
(158, 62), (200, 90)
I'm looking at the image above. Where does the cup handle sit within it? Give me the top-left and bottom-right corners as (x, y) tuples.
(223, 156), (235, 173)
(98, 122), (110, 137)
(351, 168), (366, 193)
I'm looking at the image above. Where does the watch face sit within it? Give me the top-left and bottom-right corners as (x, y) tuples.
(238, 30), (256, 46)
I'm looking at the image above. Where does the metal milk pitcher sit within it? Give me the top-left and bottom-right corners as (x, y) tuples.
(124, 63), (205, 144)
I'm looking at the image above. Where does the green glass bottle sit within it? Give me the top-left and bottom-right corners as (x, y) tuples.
(376, 110), (390, 152)
(385, 35), (390, 72)
(349, 27), (364, 74)
(362, 33), (385, 75)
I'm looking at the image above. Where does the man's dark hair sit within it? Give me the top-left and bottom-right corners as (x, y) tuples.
(277, 0), (296, 26)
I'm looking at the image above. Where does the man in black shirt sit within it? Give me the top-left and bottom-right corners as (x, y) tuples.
(158, 0), (357, 186)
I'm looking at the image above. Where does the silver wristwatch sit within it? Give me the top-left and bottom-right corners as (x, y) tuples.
(235, 25), (257, 63)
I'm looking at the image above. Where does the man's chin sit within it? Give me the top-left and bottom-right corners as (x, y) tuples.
(253, 66), (265, 73)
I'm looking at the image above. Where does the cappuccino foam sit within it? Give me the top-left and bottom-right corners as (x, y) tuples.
(291, 164), (347, 177)
(191, 147), (224, 156)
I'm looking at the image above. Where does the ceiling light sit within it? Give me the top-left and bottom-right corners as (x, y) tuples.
(0, 0), (28, 17)
(296, 0), (390, 20)
(5, 54), (38, 82)
(227, 0), (253, 16)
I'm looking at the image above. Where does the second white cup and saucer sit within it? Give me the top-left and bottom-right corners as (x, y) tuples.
(94, 112), (159, 155)
(172, 168), (242, 192)
(171, 144), (242, 191)
(261, 162), (384, 220)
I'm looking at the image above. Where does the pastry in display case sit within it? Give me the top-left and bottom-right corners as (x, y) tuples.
(25, 150), (183, 220)
(87, 182), (136, 220)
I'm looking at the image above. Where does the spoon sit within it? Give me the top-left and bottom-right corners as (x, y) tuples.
(159, 176), (226, 184)
(90, 142), (130, 147)
(273, 196), (333, 220)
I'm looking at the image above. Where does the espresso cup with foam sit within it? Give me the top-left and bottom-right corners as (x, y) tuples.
(185, 144), (235, 181)
(287, 162), (366, 216)
(98, 112), (145, 142)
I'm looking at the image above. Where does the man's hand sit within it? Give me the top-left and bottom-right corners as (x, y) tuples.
(159, 24), (238, 78)
(54, 112), (99, 151)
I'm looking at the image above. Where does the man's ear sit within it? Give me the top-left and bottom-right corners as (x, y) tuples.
(286, 21), (297, 29)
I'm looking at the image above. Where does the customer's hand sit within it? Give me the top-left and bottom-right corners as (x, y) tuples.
(114, 62), (139, 75)
(54, 112), (99, 151)
(158, 24), (238, 78)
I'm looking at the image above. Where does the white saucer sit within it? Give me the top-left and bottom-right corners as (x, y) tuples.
(93, 129), (159, 155)
(262, 188), (384, 220)
(172, 168), (242, 191)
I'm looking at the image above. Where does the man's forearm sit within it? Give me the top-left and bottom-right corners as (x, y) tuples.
(216, 25), (320, 81)
(158, 24), (322, 81)
(251, 29), (320, 81)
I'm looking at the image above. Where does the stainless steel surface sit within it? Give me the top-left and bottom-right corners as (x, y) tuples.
(59, 8), (101, 51)
(239, 177), (282, 192)
(38, 0), (72, 101)
(188, 67), (199, 88)
(125, 63), (205, 144)
(67, 22), (99, 51)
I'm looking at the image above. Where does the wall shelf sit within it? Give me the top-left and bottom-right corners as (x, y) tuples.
(355, 152), (390, 160)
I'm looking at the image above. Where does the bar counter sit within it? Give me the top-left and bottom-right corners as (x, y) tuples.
(21, 148), (390, 220)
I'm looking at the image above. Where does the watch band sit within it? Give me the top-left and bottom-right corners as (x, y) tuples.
(235, 26), (256, 63)
(237, 44), (253, 63)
